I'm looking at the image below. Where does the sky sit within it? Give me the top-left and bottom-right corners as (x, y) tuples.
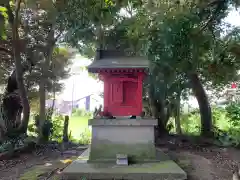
(225, 9), (240, 27)
(59, 55), (103, 101)
(59, 9), (240, 106)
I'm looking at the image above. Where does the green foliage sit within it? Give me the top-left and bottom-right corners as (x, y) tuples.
(25, 46), (74, 98)
(28, 114), (65, 142)
(72, 108), (92, 117)
(181, 112), (201, 135)
(145, 2), (240, 135)
(181, 105), (240, 147)
(28, 116), (53, 141)
(226, 103), (240, 124)
(0, 140), (13, 153)
(78, 128), (91, 145)
(224, 103), (240, 146)
(210, 107), (235, 146)
(0, 134), (30, 153)
(212, 107), (230, 129)
(213, 126), (235, 147)
(147, 2), (217, 94)
(0, 6), (7, 40)
(67, 127), (91, 145)
(61, 2), (240, 136)
(27, 122), (37, 136)
(63, 0), (122, 50)
(28, 113), (92, 145)
(180, 107), (230, 136)
(50, 115), (64, 142)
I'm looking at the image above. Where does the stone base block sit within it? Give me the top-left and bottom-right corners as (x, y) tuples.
(89, 141), (156, 163)
(62, 148), (187, 180)
(88, 119), (157, 162)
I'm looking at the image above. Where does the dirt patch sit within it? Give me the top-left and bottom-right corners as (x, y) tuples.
(173, 152), (214, 180)
(0, 145), (86, 180)
(157, 135), (240, 180)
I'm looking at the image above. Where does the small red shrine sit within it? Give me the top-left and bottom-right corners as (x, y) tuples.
(88, 50), (149, 117)
(63, 50), (186, 180)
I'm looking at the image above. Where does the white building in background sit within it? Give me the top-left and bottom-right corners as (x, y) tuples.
(46, 54), (103, 115)
(46, 93), (103, 115)
(73, 93), (103, 112)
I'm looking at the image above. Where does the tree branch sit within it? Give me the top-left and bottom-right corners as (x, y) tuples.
(0, 46), (12, 55)
(54, 31), (63, 43)
(14, 0), (21, 28)
(198, 0), (226, 33)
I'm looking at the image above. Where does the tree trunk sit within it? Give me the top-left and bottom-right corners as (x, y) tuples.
(188, 72), (213, 137)
(39, 78), (46, 128)
(148, 83), (168, 136)
(155, 99), (169, 135)
(16, 75), (30, 133)
(12, 1), (30, 133)
(50, 90), (56, 118)
(63, 115), (69, 143)
(175, 92), (182, 134)
(38, 28), (55, 141)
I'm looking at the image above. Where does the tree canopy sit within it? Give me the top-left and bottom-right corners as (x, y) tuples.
(58, 0), (240, 136)
(0, 0), (240, 138)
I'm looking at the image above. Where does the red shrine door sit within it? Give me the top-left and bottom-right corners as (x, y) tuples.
(105, 74), (143, 116)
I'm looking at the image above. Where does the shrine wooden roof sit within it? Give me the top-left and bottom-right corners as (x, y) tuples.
(87, 50), (149, 73)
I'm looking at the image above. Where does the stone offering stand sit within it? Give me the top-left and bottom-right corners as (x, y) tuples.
(62, 50), (186, 180)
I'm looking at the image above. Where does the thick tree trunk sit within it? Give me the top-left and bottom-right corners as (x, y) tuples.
(12, 1), (30, 133)
(148, 83), (169, 136)
(155, 100), (169, 136)
(188, 72), (213, 137)
(175, 92), (182, 134)
(16, 72), (30, 133)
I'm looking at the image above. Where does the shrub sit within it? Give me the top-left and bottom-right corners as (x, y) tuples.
(0, 134), (29, 153)
(180, 112), (201, 135)
(68, 132), (79, 144)
(78, 128), (91, 145)
(179, 104), (240, 147)
(180, 107), (229, 137)
(50, 115), (64, 142)
(225, 103), (240, 146)
(0, 141), (13, 153)
(27, 113), (65, 142)
(226, 102), (240, 126)
(212, 107), (230, 129)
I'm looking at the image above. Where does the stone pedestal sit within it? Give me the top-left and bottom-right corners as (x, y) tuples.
(62, 118), (187, 180)
(88, 118), (157, 163)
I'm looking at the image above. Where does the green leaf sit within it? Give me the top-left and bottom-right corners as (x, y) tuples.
(0, 12), (6, 40)
(1, 33), (7, 40)
(0, 6), (7, 12)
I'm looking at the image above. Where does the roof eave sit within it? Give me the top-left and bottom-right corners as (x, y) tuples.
(87, 67), (149, 73)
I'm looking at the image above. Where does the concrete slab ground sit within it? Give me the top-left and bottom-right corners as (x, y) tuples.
(62, 148), (187, 180)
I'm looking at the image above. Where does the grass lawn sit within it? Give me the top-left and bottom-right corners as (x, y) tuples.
(28, 115), (91, 139)
(68, 116), (91, 138)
